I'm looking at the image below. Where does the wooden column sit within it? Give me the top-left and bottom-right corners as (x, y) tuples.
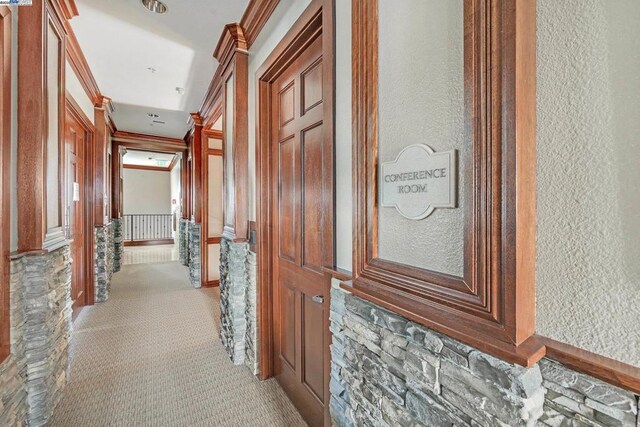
(18, 0), (70, 252)
(190, 113), (204, 224)
(181, 146), (190, 220)
(93, 96), (113, 226)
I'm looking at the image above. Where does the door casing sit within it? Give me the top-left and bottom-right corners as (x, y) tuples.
(256, 0), (335, 424)
(65, 94), (96, 311)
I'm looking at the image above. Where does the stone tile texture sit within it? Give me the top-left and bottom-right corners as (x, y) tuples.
(329, 282), (639, 427)
(187, 222), (201, 288)
(219, 238), (249, 365)
(112, 218), (124, 273)
(95, 223), (115, 303)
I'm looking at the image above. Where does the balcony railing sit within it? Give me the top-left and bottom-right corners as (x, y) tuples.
(123, 214), (174, 243)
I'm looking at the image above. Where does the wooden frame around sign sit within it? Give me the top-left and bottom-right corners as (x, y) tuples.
(350, 0), (540, 366)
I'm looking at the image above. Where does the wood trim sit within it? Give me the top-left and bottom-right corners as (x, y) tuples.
(124, 239), (174, 247)
(66, 93), (96, 307)
(322, 266), (352, 283)
(93, 97), (110, 226)
(206, 236), (222, 245)
(168, 154), (179, 171)
(218, 28), (249, 243)
(123, 164), (170, 172)
(248, 220), (257, 253)
(213, 23), (248, 74)
(240, 0), (280, 48)
(203, 128), (223, 139)
(256, 0), (334, 387)
(112, 131), (185, 146)
(202, 279), (220, 288)
(0, 5), (11, 364)
(65, 24), (101, 104)
(18, 1), (70, 252)
(350, 0), (538, 366)
(181, 151), (189, 219)
(540, 337), (640, 395)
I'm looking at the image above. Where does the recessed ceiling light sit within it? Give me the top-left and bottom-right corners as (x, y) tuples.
(141, 0), (167, 14)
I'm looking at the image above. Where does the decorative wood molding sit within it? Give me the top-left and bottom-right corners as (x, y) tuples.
(213, 23), (248, 71)
(540, 337), (640, 395)
(123, 164), (170, 172)
(188, 113), (204, 225)
(124, 239), (174, 247)
(113, 131), (185, 146)
(168, 153), (180, 171)
(240, 0), (280, 48)
(0, 5), (11, 364)
(18, 1), (69, 252)
(203, 128), (223, 139)
(65, 25), (101, 105)
(93, 96), (110, 226)
(322, 266), (352, 283)
(202, 280), (220, 288)
(351, 0), (538, 366)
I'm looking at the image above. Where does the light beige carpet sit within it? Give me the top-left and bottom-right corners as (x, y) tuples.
(49, 261), (306, 427)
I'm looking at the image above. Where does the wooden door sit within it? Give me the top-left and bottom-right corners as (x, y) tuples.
(66, 107), (86, 316)
(271, 34), (331, 426)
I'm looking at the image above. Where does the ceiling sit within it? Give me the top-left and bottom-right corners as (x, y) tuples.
(123, 150), (176, 167)
(70, 0), (250, 138)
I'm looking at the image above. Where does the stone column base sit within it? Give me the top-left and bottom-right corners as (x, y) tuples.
(95, 223), (115, 303)
(179, 219), (189, 266)
(17, 246), (72, 427)
(187, 222), (201, 288)
(219, 238), (249, 365)
(112, 218), (123, 273)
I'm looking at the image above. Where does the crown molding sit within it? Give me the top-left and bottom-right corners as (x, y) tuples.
(240, 0), (280, 48)
(213, 23), (248, 70)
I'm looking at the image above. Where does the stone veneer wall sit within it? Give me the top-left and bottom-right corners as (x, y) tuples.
(94, 223), (115, 303)
(244, 251), (258, 375)
(219, 238), (249, 365)
(187, 222), (201, 288)
(0, 258), (28, 426)
(329, 281), (640, 427)
(112, 218), (123, 273)
(17, 246), (72, 426)
(179, 219), (189, 266)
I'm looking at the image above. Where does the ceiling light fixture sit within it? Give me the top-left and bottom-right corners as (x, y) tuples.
(141, 0), (167, 14)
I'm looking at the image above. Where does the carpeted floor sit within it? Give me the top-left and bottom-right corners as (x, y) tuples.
(49, 261), (306, 427)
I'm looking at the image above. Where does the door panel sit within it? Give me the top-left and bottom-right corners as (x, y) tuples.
(301, 123), (324, 272)
(65, 109), (86, 317)
(278, 136), (297, 262)
(302, 294), (325, 401)
(280, 284), (297, 370)
(272, 34), (328, 427)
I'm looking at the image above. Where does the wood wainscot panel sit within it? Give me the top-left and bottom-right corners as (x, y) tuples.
(351, 0), (538, 366)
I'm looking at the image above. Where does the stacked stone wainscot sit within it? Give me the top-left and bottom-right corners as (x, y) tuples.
(329, 280), (639, 427)
(112, 218), (123, 273)
(219, 238), (249, 365)
(94, 222), (115, 303)
(187, 221), (201, 288)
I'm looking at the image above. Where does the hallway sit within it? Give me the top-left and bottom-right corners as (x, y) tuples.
(49, 261), (305, 427)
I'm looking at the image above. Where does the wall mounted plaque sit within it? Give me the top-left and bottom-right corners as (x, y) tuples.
(380, 144), (457, 220)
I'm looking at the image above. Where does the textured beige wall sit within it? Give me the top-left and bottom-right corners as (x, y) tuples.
(65, 61), (94, 121)
(377, 0), (465, 276)
(123, 169), (171, 214)
(536, 0), (640, 366)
